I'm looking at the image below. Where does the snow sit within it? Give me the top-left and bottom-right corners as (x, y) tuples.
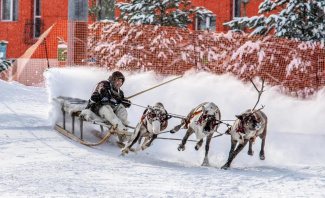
(1, 67), (325, 197)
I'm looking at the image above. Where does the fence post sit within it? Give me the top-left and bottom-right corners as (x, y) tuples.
(67, 0), (89, 66)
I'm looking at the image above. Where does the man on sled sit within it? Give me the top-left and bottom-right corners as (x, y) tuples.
(86, 71), (131, 134)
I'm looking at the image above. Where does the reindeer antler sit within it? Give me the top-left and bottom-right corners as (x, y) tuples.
(248, 76), (265, 111)
(255, 105), (265, 112)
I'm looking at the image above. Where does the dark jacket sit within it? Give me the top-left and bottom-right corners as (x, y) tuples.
(86, 80), (130, 115)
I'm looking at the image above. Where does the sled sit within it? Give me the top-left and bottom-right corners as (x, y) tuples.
(52, 96), (134, 147)
(52, 76), (185, 149)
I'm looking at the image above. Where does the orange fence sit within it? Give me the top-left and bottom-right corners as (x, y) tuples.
(2, 20), (325, 98)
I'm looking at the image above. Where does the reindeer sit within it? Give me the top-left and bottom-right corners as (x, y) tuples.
(221, 77), (268, 170)
(170, 102), (221, 166)
(120, 102), (169, 156)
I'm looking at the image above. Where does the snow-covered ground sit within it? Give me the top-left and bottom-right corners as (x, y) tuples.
(1, 67), (324, 197)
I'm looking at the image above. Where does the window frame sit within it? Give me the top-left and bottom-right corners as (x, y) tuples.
(233, 0), (241, 18)
(33, 0), (41, 38)
(195, 15), (216, 31)
(1, 0), (19, 21)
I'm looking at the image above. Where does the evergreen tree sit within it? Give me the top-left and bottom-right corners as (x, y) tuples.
(224, 0), (325, 41)
(0, 59), (11, 73)
(89, 0), (116, 22)
(116, 0), (212, 28)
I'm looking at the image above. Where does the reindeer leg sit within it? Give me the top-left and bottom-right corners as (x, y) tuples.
(141, 137), (149, 150)
(117, 134), (127, 148)
(121, 123), (142, 156)
(178, 127), (194, 151)
(201, 133), (213, 166)
(170, 122), (185, 133)
(142, 134), (158, 150)
(221, 139), (248, 170)
(221, 139), (237, 169)
(195, 139), (204, 150)
(259, 125), (267, 160)
(259, 137), (266, 160)
(247, 138), (254, 156)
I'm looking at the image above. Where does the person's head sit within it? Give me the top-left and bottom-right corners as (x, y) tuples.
(108, 71), (125, 89)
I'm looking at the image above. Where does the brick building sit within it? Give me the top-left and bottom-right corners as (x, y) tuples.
(0, 0), (260, 60)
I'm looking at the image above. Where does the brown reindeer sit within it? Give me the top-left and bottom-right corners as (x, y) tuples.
(221, 77), (268, 170)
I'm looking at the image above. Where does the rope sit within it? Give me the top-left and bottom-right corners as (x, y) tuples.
(212, 131), (228, 138)
(125, 101), (186, 120)
(155, 131), (227, 143)
(126, 101), (234, 123)
(125, 75), (183, 100)
(156, 137), (198, 142)
(158, 130), (172, 134)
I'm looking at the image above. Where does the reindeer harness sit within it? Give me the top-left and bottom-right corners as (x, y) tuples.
(140, 107), (168, 133)
(182, 109), (220, 131)
(195, 114), (219, 130)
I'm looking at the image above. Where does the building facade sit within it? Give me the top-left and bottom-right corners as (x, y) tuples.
(0, 0), (260, 60)
(0, 0), (71, 60)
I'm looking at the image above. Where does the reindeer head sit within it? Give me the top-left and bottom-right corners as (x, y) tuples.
(145, 102), (168, 134)
(236, 111), (262, 131)
(199, 103), (220, 133)
(235, 76), (265, 132)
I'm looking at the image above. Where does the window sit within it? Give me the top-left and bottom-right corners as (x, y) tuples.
(234, 0), (241, 18)
(196, 15), (216, 31)
(34, 0), (41, 38)
(1, 0), (19, 21)
(98, 0), (115, 21)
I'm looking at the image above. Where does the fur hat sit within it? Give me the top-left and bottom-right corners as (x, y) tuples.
(108, 71), (125, 85)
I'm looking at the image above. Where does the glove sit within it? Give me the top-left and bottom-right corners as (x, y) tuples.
(101, 97), (109, 102)
(109, 98), (119, 105)
(122, 99), (131, 108)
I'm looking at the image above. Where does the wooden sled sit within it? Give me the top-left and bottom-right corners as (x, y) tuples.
(53, 96), (134, 147)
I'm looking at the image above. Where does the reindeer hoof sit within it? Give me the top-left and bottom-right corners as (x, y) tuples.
(248, 150), (254, 156)
(117, 142), (125, 148)
(178, 144), (185, 151)
(195, 145), (199, 151)
(120, 148), (129, 156)
(145, 142), (151, 147)
(201, 158), (209, 166)
(260, 152), (265, 160)
(221, 164), (230, 170)
(170, 129), (176, 134)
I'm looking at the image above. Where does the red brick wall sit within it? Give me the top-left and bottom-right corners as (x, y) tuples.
(0, 0), (69, 59)
(0, 0), (261, 59)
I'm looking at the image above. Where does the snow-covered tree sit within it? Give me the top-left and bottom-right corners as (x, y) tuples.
(116, 0), (213, 28)
(224, 0), (325, 41)
(0, 59), (11, 73)
(89, 0), (116, 22)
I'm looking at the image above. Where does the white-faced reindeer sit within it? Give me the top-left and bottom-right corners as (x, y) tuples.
(121, 102), (169, 156)
(170, 102), (221, 166)
(221, 77), (268, 170)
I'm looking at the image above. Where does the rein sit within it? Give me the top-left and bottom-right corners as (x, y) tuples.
(129, 101), (234, 129)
